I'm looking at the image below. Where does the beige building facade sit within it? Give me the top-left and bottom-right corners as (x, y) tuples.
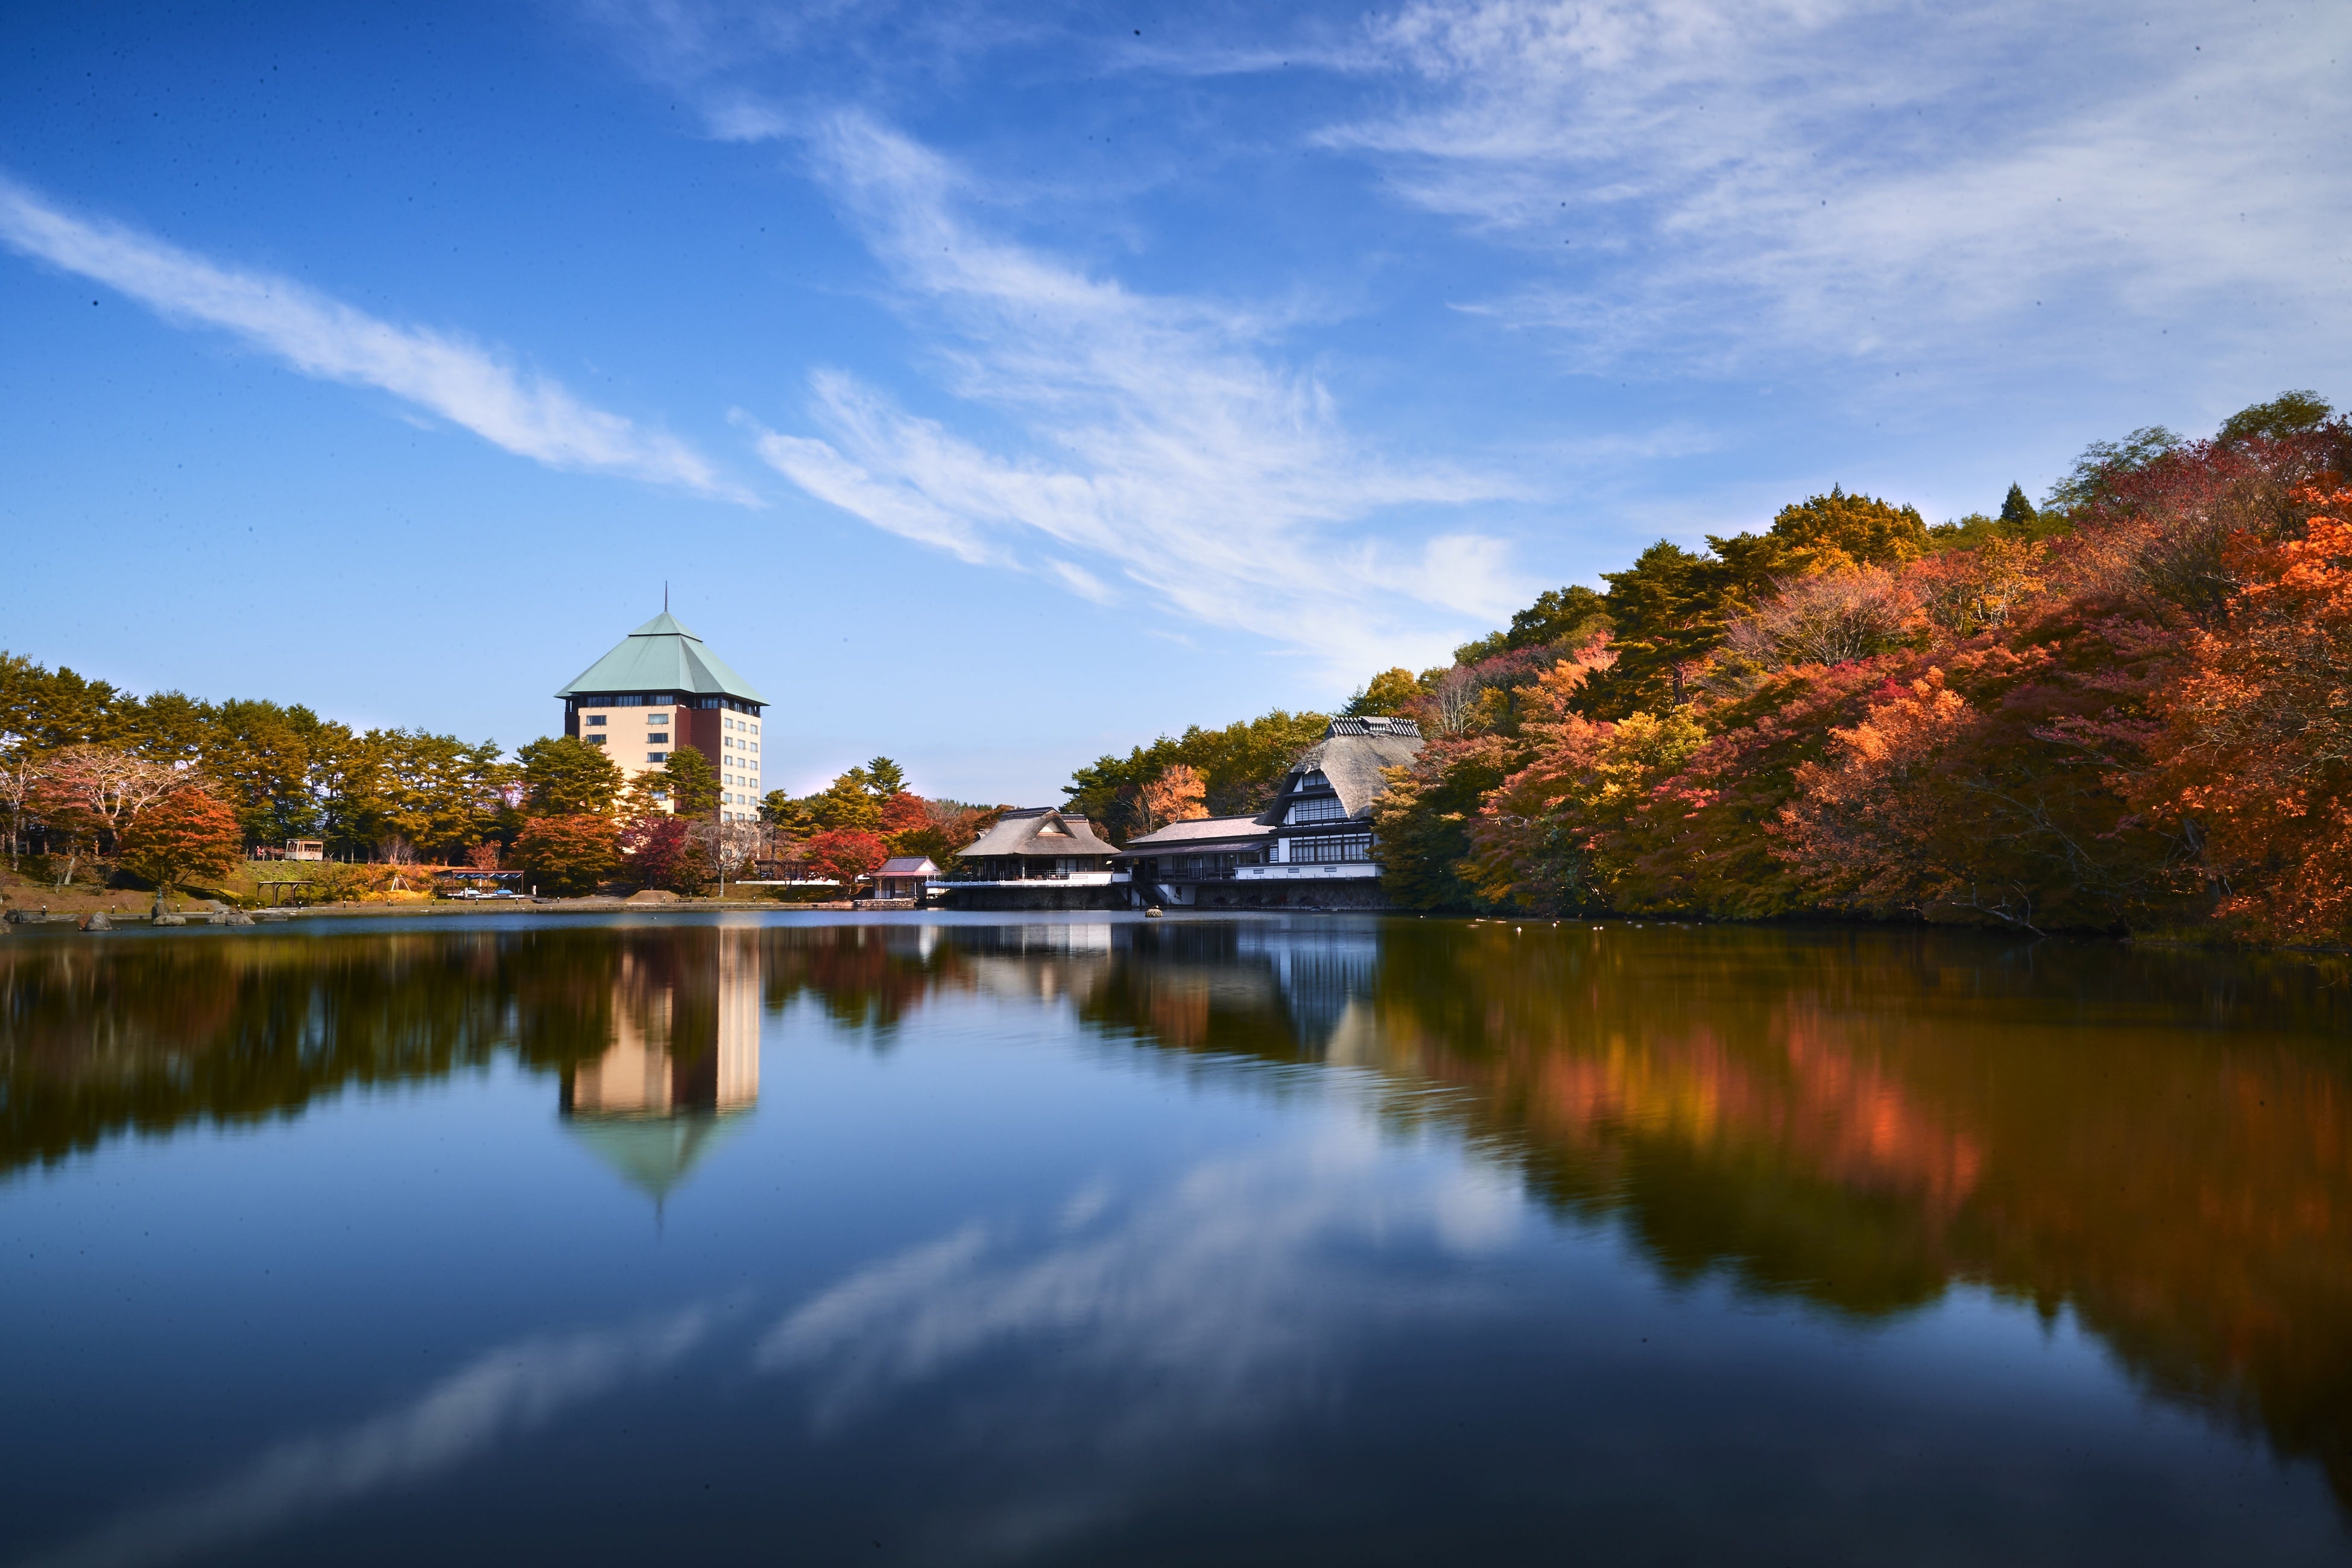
(557, 612), (771, 820)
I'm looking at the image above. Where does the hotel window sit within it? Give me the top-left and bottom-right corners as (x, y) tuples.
(647, 751), (666, 763)
(647, 733), (668, 744)
(1288, 795), (1347, 824)
(585, 715), (606, 727)
(646, 712), (668, 725)
(585, 734), (607, 745)
(1289, 833), (1373, 864)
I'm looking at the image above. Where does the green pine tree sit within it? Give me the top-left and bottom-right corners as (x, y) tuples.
(1999, 484), (2037, 531)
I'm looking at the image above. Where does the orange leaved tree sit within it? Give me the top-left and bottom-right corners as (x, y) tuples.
(118, 788), (243, 897)
(2132, 484), (2352, 940)
(1134, 765), (1208, 836)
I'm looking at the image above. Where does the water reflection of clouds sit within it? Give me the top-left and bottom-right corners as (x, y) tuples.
(14, 1307), (718, 1568)
(752, 1100), (1523, 1558)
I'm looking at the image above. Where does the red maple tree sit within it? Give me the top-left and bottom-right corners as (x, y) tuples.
(805, 828), (889, 886)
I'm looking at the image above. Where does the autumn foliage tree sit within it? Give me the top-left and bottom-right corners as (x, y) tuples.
(1133, 765), (1208, 835)
(1356, 393), (2350, 936)
(116, 788), (242, 896)
(26, 746), (183, 885)
(804, 828), (889, 887)
(1721, 564), (1923, 672)
(876, 790), (930, 844)
(513, 815), (618, 896)
(1064, 710), (1331, 842)
(2130, 484), (2352, 940)
(889, 800), (1002, 866)
(617, 814), (708, 894)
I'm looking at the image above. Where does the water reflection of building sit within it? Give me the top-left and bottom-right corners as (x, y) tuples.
(1083, 918), (1386, 1062)
(562, 931), (759, 1203)
(1236, 920), (1383, 1056)
(959, 923), (1117, 1010)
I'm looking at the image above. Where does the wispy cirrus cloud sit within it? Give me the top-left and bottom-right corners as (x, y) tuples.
(1316, 0), (2352, 376)
(0, 175), (750, 501)
(13, 1307), (717, 1568)
(744, 111), (1524, 675)
(753, 1113), (1520, 1558)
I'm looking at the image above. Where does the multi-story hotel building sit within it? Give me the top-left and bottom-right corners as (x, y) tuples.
(556, 612), (770, 821)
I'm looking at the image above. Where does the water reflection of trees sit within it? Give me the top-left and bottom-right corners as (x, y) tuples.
(1359, 925), (2352, 1512)
(0, 929), (745, 1175)
(845, 917), (2352, 1512)
(5, 918), (2350, 1506)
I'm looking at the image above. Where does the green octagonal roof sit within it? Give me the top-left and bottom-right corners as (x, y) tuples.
(556, 613), (767, 704)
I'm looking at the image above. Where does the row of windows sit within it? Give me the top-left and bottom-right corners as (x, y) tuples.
(1286, 795), (1348, 824)
(569, 694), (763, 715)
(580, 714), (757, 751)
(1135, 851), (1254, 876)
(1289, 833), (1374, 864)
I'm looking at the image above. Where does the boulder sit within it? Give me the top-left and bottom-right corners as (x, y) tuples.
(153, 914), (188, 928)
(80, 912), (112, 932)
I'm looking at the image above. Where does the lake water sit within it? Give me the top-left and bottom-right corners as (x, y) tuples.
(3, 914), (2349, 1566)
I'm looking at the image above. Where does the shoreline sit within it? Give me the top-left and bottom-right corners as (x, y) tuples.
(2, 899), (2342, 955)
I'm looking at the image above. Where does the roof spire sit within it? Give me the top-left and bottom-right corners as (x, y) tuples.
(664, 581), (669, 613)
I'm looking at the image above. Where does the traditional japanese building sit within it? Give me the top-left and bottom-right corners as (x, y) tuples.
(1117, 814), (1275, 900)
(1245, 716), (1423, 875)
(1118, 716), (1423, 908)
(956, 808), (1121, 883)
(870, 856), (941, 900)
(557, 612), (770, 821)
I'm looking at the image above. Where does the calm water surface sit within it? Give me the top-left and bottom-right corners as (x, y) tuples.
(2, 914), (2349, 1566)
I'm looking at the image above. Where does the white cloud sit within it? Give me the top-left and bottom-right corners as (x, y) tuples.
(1318, 0), (2352, 372)
(752, 1110), (1522, 1556)
(0, 175), (749, 501)
(16, 1307), (715, 1568)
(749, 112), (1525, 678)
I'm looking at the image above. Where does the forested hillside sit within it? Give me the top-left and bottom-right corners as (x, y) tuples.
(1084, 391), (2351, 943)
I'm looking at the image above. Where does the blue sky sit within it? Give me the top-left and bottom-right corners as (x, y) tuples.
(2, 1), (2344, 804)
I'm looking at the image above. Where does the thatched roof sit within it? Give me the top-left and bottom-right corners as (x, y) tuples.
(961, 808), (1120, 859)
(1122, 815), (1276, 852)
(1259, 718), (1423, 823)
